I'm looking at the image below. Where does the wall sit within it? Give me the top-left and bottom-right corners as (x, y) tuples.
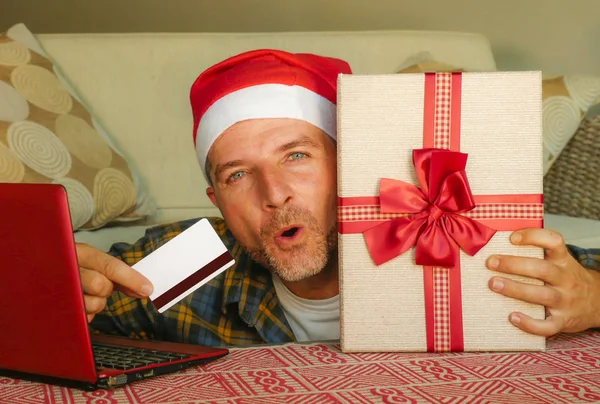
(1, 0), (599, 76)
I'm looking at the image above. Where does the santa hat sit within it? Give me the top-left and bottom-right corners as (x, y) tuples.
(190, 49), (352, 181)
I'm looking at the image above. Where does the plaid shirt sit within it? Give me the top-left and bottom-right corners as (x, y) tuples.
(90, 217), (296, 347)
(90, 217), (600, 347)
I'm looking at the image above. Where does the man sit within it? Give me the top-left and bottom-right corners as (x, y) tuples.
(84, 49), (600, 347)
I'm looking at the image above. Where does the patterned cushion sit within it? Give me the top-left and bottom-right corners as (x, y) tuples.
(541, 74), (600, 174)
(544, 114), (600, 220)
(395, 51), (466, 73)
(396, 55), (600, 176)
(0, 24), (156, 230)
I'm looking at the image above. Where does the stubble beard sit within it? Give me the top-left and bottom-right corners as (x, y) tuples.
(245, 205), (338, 282)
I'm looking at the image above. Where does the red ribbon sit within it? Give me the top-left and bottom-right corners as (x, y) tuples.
(363, 148), (497, 268)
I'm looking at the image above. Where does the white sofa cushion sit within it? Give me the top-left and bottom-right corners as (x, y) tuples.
(36, 30), (496, 225)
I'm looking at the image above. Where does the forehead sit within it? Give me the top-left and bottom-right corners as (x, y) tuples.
(208, 118), (329, 162)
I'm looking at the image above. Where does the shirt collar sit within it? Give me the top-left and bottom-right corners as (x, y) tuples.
(220, 249), (295, 343)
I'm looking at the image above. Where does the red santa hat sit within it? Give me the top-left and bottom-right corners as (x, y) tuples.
(190, 49), (352, 180)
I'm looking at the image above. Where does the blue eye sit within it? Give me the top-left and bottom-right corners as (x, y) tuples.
(289, 152), (306, 160)
(229, 171), (245, 182)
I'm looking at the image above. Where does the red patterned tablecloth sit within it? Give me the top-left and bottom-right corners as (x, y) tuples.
(2, 331), (600, 403)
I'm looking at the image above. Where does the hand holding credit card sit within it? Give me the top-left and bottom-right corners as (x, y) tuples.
(131, 219), (235, 313)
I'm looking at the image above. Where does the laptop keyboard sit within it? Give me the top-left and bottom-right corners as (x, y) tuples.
(92, 342), (192, 370)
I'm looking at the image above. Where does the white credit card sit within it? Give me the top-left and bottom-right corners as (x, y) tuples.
(131, 218), (235, 313)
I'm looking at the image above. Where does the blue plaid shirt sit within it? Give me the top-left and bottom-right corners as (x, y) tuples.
(90, 217), (295, 347)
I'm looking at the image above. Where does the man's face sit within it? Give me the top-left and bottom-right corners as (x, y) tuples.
(206, 118), (338, 282)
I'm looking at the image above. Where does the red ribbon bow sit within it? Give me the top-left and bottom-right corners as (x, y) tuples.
(363, 148), (497, 268)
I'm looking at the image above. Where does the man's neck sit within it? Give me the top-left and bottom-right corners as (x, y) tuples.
(279, 256), (339, 300)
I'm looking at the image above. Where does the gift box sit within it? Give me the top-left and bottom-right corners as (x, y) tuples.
(337, 72), (546, 352)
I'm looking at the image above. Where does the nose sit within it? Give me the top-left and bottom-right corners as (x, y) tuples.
(257, 169), (293, 211)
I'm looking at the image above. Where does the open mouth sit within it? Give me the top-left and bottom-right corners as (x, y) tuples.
(276, 225), (303, 240)
(281, 227), (299, 237)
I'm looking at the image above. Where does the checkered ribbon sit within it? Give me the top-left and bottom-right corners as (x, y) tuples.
(432, 73), (454, 353)
(338, 202), (544, 223)
(433, 267), (451, 351)
(433, 73), (452, 150)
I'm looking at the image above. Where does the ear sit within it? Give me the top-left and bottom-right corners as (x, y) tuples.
(206, 187), (218, 207)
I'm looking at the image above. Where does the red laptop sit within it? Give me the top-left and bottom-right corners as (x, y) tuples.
(0, 183), (229, 390)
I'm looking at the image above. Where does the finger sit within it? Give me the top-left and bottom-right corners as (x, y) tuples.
(76, 243), (153, 297)
(80, 268), (113, 297)
(508, 312), (563, 337)
(84, 295), (107, 315)
(80, 267), (145, 299)
(114, 285), (147, 299)
(486, 254), (562, 285)
(87, 314), (95, 323)
(489, 276), (561, 307)
(510, 228), (570, 261)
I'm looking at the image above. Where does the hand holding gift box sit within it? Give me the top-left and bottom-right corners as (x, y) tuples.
(337, 72), (545, 352)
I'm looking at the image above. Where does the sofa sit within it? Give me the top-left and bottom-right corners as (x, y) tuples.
(2, 23), (600, 252)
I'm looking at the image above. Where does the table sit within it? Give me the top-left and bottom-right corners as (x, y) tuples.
(2, 331), (600, 403)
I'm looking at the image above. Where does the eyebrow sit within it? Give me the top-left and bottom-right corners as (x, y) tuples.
(213, 135), (322, 181)
(214, 160), (243, 182)
(276, 136), (321, 153)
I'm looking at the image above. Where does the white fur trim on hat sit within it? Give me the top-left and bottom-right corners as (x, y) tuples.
(196, 83), (336, 181)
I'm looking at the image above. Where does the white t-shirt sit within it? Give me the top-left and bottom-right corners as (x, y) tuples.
(271, 274), (340, 342)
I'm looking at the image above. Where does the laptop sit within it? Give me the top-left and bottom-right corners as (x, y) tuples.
(0, 183), (229, 390)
